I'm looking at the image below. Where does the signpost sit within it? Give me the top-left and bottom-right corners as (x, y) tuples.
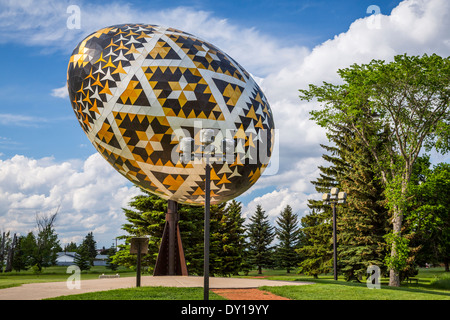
(130, 237), (149, 287)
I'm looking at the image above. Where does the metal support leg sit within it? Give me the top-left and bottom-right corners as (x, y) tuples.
(153, 200), (188, 276)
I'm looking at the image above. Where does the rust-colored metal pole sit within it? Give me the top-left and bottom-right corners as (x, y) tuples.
(153, 200), (188, 276)
(168, 200), (177, 275)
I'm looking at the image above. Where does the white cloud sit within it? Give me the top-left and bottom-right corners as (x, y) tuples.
(257, 0), (450, 187)
(238, 0), (450, 225)
(0, 153), (142, 246)
(0, 113), (46, 127)
(242, 188), (318, 227)
(0, 0), (309, 77)
(0, 136), (20, 150)
(263, 0), (450, 99)
(51, 86), (69, 98)
(1, 0), (450, 245)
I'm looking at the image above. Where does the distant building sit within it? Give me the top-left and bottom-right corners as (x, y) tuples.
(56, 252), (109, 266)
(56, 252), (77, 266)
(93, 254), (108, 266)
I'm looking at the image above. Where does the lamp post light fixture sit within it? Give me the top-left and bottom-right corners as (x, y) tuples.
(322, 187), (347, 281)
(179, 130), (234, 300)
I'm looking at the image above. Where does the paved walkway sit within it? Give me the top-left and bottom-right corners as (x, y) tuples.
(0, 276), (312, 300)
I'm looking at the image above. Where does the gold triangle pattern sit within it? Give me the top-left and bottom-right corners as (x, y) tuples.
(67, 23), (274, 205)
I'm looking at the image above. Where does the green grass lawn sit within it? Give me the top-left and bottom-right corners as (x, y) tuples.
(1, 266), (449, 300)
(248, 267), (450, 300)
(0, 266), (135, 289)
(262, 282), (449, 300)
(45, 286), (226, 300)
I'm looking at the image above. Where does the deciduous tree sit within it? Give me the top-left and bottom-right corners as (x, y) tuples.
(301, 53), (450, 286)
(408, 162), (450, 271)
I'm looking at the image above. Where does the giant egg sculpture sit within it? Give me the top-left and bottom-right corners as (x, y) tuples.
(67, 24), (275, 205)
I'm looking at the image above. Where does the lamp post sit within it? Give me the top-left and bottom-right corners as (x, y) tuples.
(200, 128), (214, 301)
(180, 130), (234, 300)
(322, 187), (347, 281)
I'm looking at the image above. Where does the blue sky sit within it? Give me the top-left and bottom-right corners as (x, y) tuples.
(1, 0), (449, 248)
(0, 0), (402, 160)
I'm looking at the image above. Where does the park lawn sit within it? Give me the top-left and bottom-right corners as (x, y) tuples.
(0, 266), (135, 289)
(45, 286), (226, 300)
(261, 282), (450, 300)
(251, 267), (450, 300)
(2, 266), (449, 300)
(46, 281), (449, 300)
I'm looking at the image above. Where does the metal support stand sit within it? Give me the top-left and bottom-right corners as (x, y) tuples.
(153, 200), (188, 276)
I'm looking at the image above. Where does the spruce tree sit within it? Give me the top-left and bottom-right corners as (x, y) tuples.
(112, 191), (167, 271)
(275, 205), (301, 273)
(83, 232), (97, 266)
(297, 127), (346, 277)
(12, 236), (27, 272)
(337, 125), (390, 281)
(299, 122), (390, 280)
(20, 232), (36, 270)
(64, 242), (78, 252)
(75, 242), (91, 271)
(297, 209), (332, 278)
(112, 189), (248, 276)
(209, 202), (227, 276)
(214, 200), (247, 276)
(178, 201), (205, 275)
(180, 200), (246, 276)
(105, 247), (119, 271)
(247, 204), (275, 274)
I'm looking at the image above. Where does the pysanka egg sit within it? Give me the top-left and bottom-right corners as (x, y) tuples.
(67, 24), (275, 205)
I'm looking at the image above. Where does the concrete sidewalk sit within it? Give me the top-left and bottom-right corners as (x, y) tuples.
(0, 276), (312, 300)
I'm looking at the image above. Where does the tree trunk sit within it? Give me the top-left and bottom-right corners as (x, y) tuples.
(389, 196), (405, 287)
(4, 233), (17, 273)
(0, 232), (5, 273)
(389, 269), (401, 287)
